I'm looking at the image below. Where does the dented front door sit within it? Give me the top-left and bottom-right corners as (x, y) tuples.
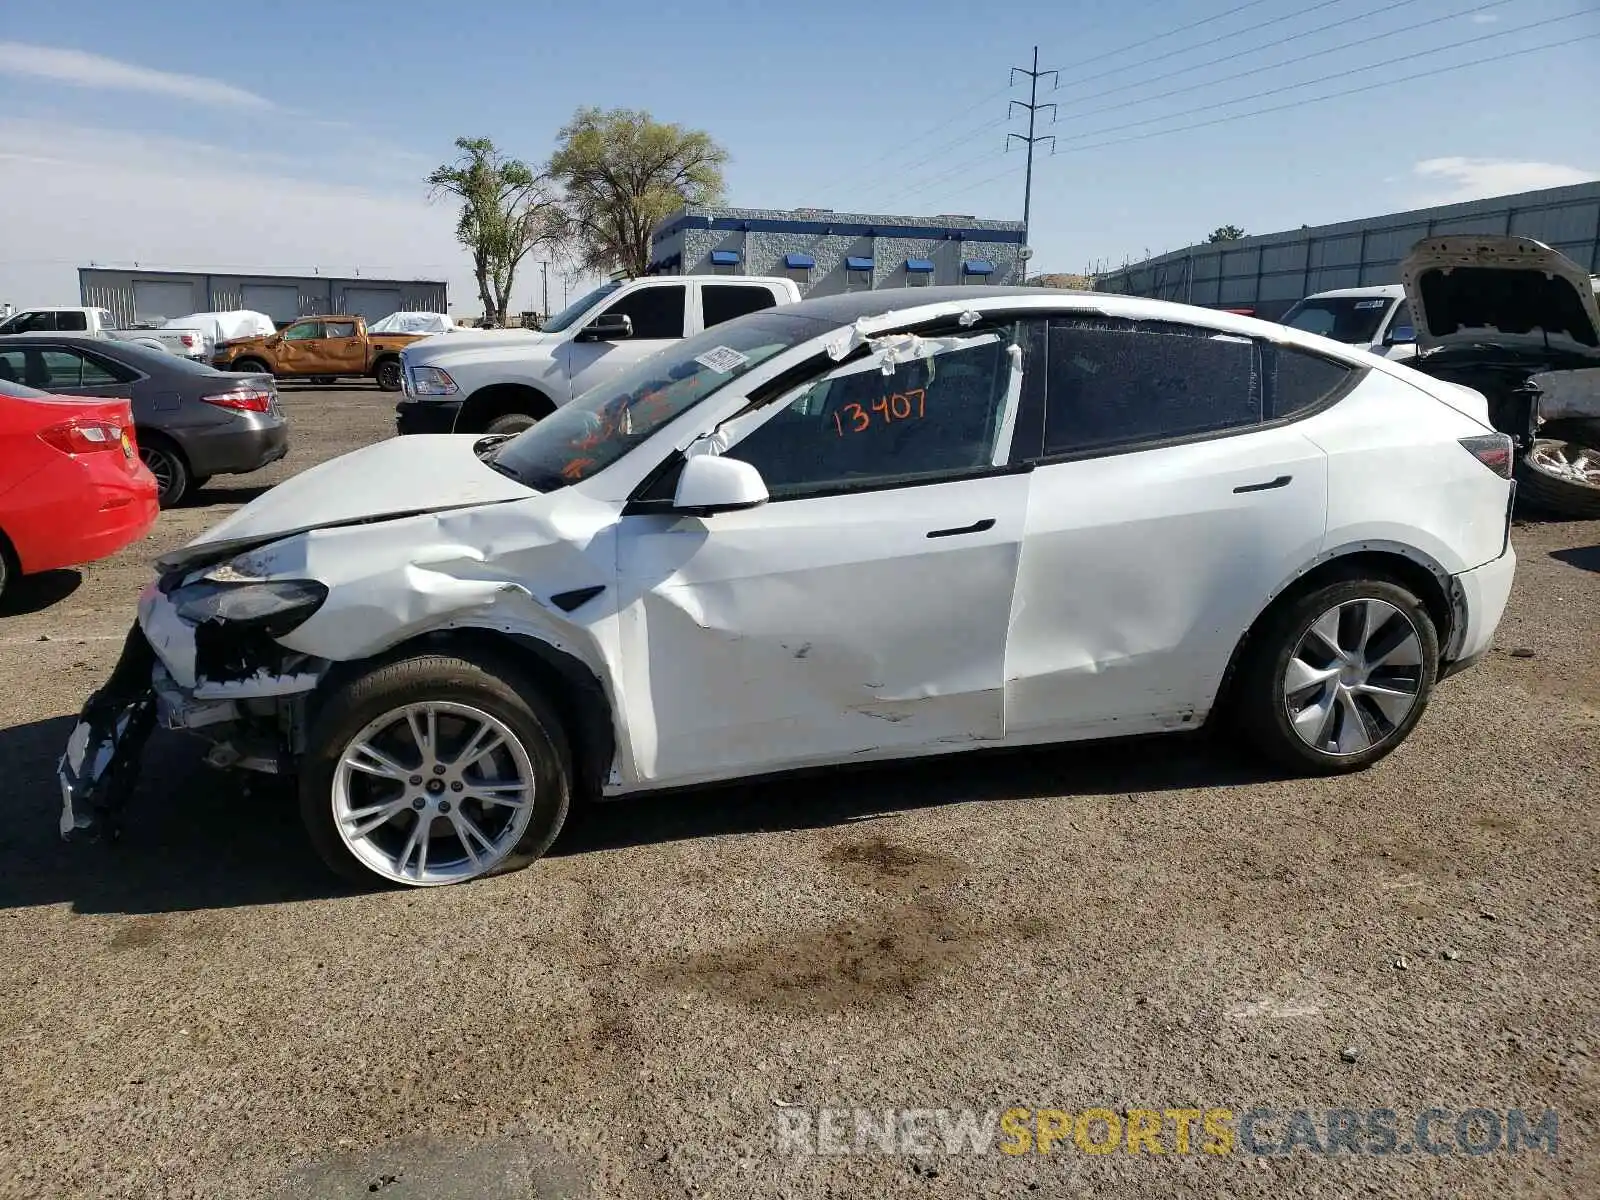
(613, 474), (1028, 787)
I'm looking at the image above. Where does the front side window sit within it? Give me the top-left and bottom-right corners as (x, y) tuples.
(1281, 296), (1391, 344)
(325, 320), (357, 338)
(1043, 318), (1261, 457)
(599, 285), (687, 340)
(725, 328), (1022, 499)
(5, 311), (56, 333)
(702, 285), (777, 329)
(283, 321), (323, 341)
(541, 282), (623, 333)
(490, 311), (824, 491)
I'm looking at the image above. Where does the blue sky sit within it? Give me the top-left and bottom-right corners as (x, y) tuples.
(1, 0), (1596, 312)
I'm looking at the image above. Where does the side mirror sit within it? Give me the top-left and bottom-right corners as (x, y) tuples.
(578, 312), (633, 342)
(1386, 324), (1416, 345)
(673, 454), (768, 516)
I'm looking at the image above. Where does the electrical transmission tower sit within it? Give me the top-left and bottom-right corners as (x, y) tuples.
(1007, 45), (1059, 249)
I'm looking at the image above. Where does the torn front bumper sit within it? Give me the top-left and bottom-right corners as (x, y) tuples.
(58, 624), (159, 840)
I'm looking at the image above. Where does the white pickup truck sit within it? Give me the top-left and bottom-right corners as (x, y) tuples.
(395, 275), (802, 435)
(0, 306), (213, 360)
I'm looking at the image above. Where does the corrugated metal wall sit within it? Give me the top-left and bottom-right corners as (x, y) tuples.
(78, 269), (448, 328)
(1095, 180), (1600, 321)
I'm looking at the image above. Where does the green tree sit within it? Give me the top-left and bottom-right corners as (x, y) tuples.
(549, 108), (728, 278)
(428, 137), (561, 326)
(1206, 224), (1247, 243)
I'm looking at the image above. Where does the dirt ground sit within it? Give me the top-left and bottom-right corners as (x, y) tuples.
(1, 383), (1596, 1199)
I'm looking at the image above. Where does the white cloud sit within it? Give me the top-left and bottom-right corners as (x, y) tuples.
(1411, 156), (1597, 203)
(0, 118), (486, 311)
(0, 42), (272, 109)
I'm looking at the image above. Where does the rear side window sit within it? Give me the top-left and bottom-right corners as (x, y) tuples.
(1043, 318), (1261, 457)
(1267, 345), (1360, 419)
(601, 285), (686, 340)
(701, 285), (777, 329)
(56, 311), (88, 331)
(325, 320), (357, 338)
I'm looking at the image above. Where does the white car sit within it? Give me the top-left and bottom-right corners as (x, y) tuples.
(395, 275), (801, 437)
(1280, 285), (1417, 360)
(60, 287), (1518, 887)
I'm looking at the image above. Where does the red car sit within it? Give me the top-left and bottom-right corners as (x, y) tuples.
(0, 376), (160, 600)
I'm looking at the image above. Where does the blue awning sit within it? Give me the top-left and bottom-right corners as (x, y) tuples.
(846, 256), (875, 272)
(963, 259), (995, 276)
(905, 258), (935, 273)
(709, 249), (741, 266)
(784, 252), (815, 270)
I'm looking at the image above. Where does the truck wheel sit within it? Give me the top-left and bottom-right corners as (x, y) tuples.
(484, 413), (536, 436)
(375, 359), (403, 391)
(138, 433), (190, 508)
(232, 358), (269, 375)
(1514, 437), (1600, 518)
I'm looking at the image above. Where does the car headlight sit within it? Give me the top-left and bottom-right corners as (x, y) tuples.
(170, 579), (328, 634)
(409, 365), (458, 396)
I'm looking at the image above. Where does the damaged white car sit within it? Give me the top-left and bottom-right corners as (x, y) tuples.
(61, 287), (1519, 887)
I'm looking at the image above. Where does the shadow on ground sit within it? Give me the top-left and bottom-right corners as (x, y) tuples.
(0, 569), (82, 617)
(1550, 544), (1600, 574)
(183, 483), (275, 509)
(0, 705), (1269, 916)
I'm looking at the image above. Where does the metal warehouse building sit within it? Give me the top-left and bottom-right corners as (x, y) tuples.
(1094, 180), (1600, 321)
(648, 206), (1027, 296)
(78, 268), (448, 329)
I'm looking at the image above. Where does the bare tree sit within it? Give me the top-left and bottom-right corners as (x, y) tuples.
(428, 137), (561, 326)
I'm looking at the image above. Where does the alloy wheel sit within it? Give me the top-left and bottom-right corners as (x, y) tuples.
(331, 700), (537, 885)
(1528, 438), (1600, 490)
(140, 445), (179, 503)
(1283, 598), (1424, 756)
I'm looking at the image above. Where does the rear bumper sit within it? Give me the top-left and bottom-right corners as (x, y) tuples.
(395, 399), (461, 435)
(1441, 544), (1517, 679)
(181, 418), (289, 477)
(8, 457), (159, 575)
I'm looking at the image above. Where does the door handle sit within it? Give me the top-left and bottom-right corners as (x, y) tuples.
(926, 518), (996, 539)
(1233, 475), (1292, 494)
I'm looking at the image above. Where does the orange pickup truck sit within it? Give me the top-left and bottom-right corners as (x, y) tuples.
(211, 314), (429, 391)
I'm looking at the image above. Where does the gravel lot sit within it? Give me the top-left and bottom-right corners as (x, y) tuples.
(1, 383), (1596, 1199)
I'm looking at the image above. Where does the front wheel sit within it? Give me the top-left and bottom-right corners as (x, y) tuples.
(1233, 577), (1439, 774)
(374, 359), (403, 391)
(1514, 436), (1600, 518)
(299, 654), (572, 887)
(483, 412), (536, 436)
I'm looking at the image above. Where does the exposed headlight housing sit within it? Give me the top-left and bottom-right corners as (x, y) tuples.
(409, 365), (458, 396)
(170, 579), (328, 635)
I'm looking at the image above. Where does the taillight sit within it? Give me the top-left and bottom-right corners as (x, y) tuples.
(38, 419), (125, 455)
(1459, 433), (1514, 479)
(202, 388), (273, 413)
(180, 333), (196, 347)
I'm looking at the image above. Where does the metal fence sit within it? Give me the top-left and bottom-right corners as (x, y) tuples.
(1095, 180), (1600, 321)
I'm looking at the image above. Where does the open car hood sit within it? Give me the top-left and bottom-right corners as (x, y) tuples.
(155, 434), (535, 575)
(1401, 235), (1600, 355)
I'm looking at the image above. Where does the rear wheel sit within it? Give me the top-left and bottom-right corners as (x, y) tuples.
(483, 412), (537, 436)
(375, 359), (403, 391)
(138, 434), (190, 507)
(1234, 577), (1439, 774)
(1514, 436), (1600, 518)
(231, 358), (269, 375)
(0, 532), (14, 601)
(299, 654), (572, 887)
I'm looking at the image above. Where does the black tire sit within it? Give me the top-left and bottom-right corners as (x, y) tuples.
(1513, 438), (1600, 519)
(299, 653), (572, 888)
(374, 359), (403, 392)
(312, 375), (338, 385)
(0, 530), (15, 603)
(138, 434), (189, 507)
(483, 412), (536, 436)
(231, 358), (269, 375)
(1232, 575), (1439, 775)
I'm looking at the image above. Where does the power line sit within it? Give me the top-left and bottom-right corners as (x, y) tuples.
(1047, 28), (1599, 158)
(1048, 10), (1594, 148)
(1055, 0), (1441, 116)
(1065, 0), (1281, 73)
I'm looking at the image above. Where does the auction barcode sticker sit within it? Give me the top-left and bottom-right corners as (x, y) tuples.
(694, 346), (749, 373)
